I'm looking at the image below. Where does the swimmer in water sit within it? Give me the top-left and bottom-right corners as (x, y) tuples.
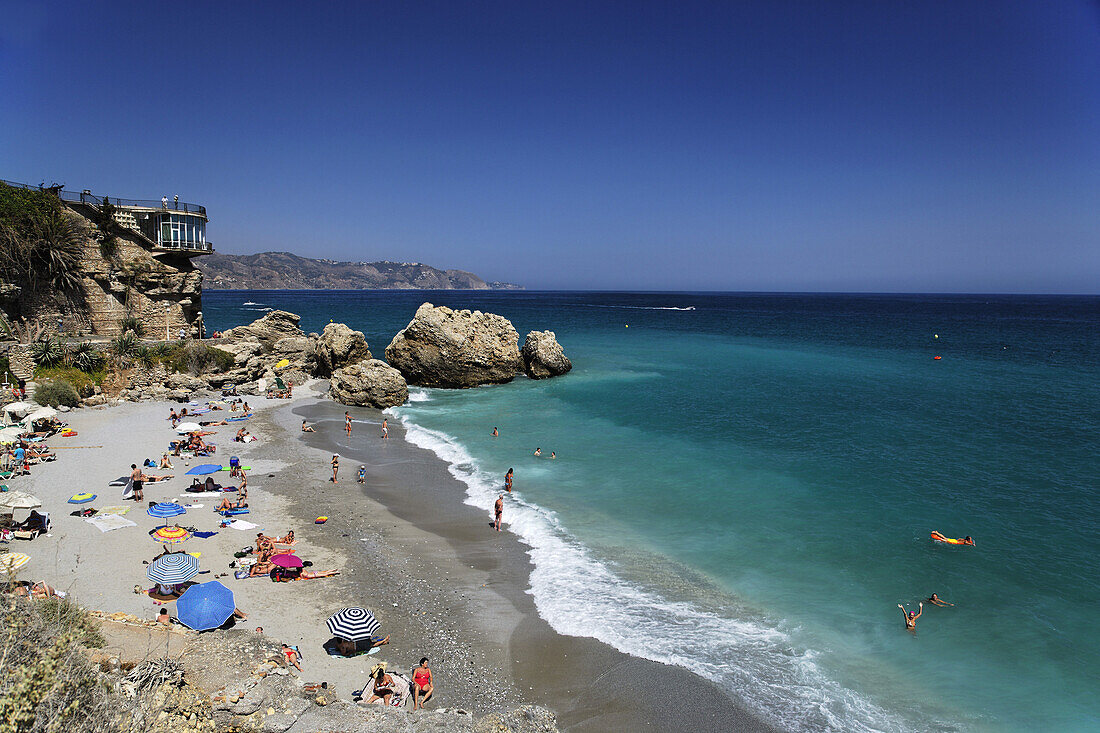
(491, 427), (498, 437)
(930, 531), (974, 546)
(550, 451), (556, 459)
(927, 593), (954, 607)
(533, 448), (541, 457)
(898, 602), (923, 630)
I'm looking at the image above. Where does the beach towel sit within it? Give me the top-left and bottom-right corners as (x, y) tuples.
(227, 519), (258, 530)
(85, 515), (137, 533)
(98, 506), (131, 516)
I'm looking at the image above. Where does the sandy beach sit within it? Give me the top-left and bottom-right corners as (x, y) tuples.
(10, 385), (771, 731)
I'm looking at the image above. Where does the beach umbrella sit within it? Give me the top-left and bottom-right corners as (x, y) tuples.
(3, 402), (32, 418)
(68, 493), (97, 504)
(271, 554), (303, 569)
(175, 422), (202, 434)
(185, 464), (222, 476)
(176, 581), (235, 631)
(24, 407), (57, 424)
(0, 491), (41, 511)
(147, 552), (199, 584)
(326, 607), (380, 641)
(0, 553), (30, 573)
(0, 427), (24, 445)
(147, 502), (186, 519)
(150, 526), (191, 545)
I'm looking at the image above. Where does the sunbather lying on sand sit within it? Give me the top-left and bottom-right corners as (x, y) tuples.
(272, 567), (340, 581)
(216, 497), (247, 511)
(144, 474), (174, 482)
(199, 420), (229, 427)
(249, 560), (274, 577)
(9, 581), (59, 599)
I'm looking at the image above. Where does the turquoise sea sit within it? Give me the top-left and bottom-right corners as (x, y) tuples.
(207, 291), (1100, 732)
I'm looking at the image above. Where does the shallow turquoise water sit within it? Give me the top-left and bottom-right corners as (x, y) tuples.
(208, 291), (1100, 731)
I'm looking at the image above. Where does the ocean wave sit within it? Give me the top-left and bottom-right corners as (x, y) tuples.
(242, 301), (261, 306)
(405, 388), (432, 403)
(390, 414), (913, 732)
(581, 304), (696, 311)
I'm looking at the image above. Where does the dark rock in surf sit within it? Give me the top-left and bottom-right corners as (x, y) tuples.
(521, 330), (572, 379)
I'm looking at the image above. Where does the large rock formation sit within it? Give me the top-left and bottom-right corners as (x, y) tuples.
(521, 330), (572, 379)
(329, 359), (408, 408)
(314, 322), (371, 377)
(220, 310), (305, 346)
(385, 303), (523, 388)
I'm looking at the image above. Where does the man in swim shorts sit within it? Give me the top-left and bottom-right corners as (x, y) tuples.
(898, 602), (922, 630)
(494, 494), (503, 531)
(130, 463), (145, 501)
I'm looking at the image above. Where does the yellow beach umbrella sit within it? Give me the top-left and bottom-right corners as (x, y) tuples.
(150, 526), (191, 545)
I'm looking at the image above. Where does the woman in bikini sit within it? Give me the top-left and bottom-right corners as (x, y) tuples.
(366, 664), (395, 705)
(412, 658), (433, 709)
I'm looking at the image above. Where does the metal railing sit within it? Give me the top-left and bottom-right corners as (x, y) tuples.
(1, 179), (206, 217)
(155, 240), (214, 252)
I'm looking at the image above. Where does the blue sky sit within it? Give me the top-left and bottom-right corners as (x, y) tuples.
(2, 1), (1098, 292)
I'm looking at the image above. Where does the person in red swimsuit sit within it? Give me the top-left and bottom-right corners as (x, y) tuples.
(412, 657), (433, 709)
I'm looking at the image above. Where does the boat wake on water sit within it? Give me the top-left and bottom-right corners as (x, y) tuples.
(388, 411), (920, 733)
(582, 304), (696, 311)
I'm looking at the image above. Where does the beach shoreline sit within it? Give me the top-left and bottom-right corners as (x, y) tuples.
(12, 386), (772, 731)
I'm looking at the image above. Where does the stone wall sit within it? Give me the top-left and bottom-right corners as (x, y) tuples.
(8, 204), (204, 337)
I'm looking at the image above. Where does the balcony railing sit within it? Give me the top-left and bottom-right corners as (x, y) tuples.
(0, 179), (206, 217)
(155, 240), (214, 253)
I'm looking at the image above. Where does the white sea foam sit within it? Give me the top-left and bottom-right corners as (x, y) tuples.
(390, 413), (914, 732)
(405, 388), (432, 403)
(242, 301), (260, 306)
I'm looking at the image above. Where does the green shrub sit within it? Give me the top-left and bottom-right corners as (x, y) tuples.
(118, 314), (145, 337)
(165, 342), (235, 375)
(0, 182), (85, 295)
(35, 366), (100, 397)
(33, 379), (80, 407)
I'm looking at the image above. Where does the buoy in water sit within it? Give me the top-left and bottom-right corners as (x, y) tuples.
(933, 356), (942, 360)
(625, 324), (629, 328)
(934, 334), (939, 339)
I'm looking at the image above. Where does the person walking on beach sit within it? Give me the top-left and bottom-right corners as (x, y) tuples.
(345, 412), (352, 437)
(381, 418), (388, 439)
(899, 602), (922, 630)
(505, 468), (513, 493)
(494, 494), (504, 531)
(331, 455), (339, 483)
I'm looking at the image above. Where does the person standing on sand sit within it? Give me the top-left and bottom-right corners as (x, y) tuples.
(899, 602), (923, 630)
(358, 465), (366, 483)
(331, 455), (339, 483)
(130, 463), (145, 501)
(494, 494), (503, 531)
(381, 418), (388, 439)
(505, 468), (513, 493)
(345, 412), (352, 437)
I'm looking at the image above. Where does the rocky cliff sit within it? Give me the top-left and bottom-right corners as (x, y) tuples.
(199, 252), (521, 291)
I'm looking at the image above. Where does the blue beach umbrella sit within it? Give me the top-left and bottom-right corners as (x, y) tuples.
(176, 581), (235, 631)
(68, 493), (97, 504)
(185, 464), (222, 476)
(146, 552), (199, 584)
(147, 502), (186, 519)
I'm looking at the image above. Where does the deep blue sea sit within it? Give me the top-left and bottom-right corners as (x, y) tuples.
(206, 291), (1100, 732)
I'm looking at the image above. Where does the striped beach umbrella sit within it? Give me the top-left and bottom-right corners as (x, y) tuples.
(150, 526), (191, 545)
(0, 553), (31, 573)
(68, 493), (97, 504)
(147, 552), (200, 584)
(148, 502), (186, 519)
(326, 607), (380, 641)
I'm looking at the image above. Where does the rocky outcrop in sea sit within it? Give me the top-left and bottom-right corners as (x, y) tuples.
(329, 359), (409, 408)
(521, 331), (572, 379)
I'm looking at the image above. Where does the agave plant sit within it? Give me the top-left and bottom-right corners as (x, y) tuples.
(118, 315), (145, 337)
(69, 341), (105, 372)
(31, 336), (65, 368)
(111, 331), (137, 357)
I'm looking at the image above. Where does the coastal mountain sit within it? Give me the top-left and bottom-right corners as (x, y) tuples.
(198, 251), (522, 290)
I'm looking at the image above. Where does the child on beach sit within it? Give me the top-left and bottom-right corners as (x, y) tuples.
(358, 465), (366, 483)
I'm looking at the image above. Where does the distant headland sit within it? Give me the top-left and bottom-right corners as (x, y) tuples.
(198, 251), (523, 291)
